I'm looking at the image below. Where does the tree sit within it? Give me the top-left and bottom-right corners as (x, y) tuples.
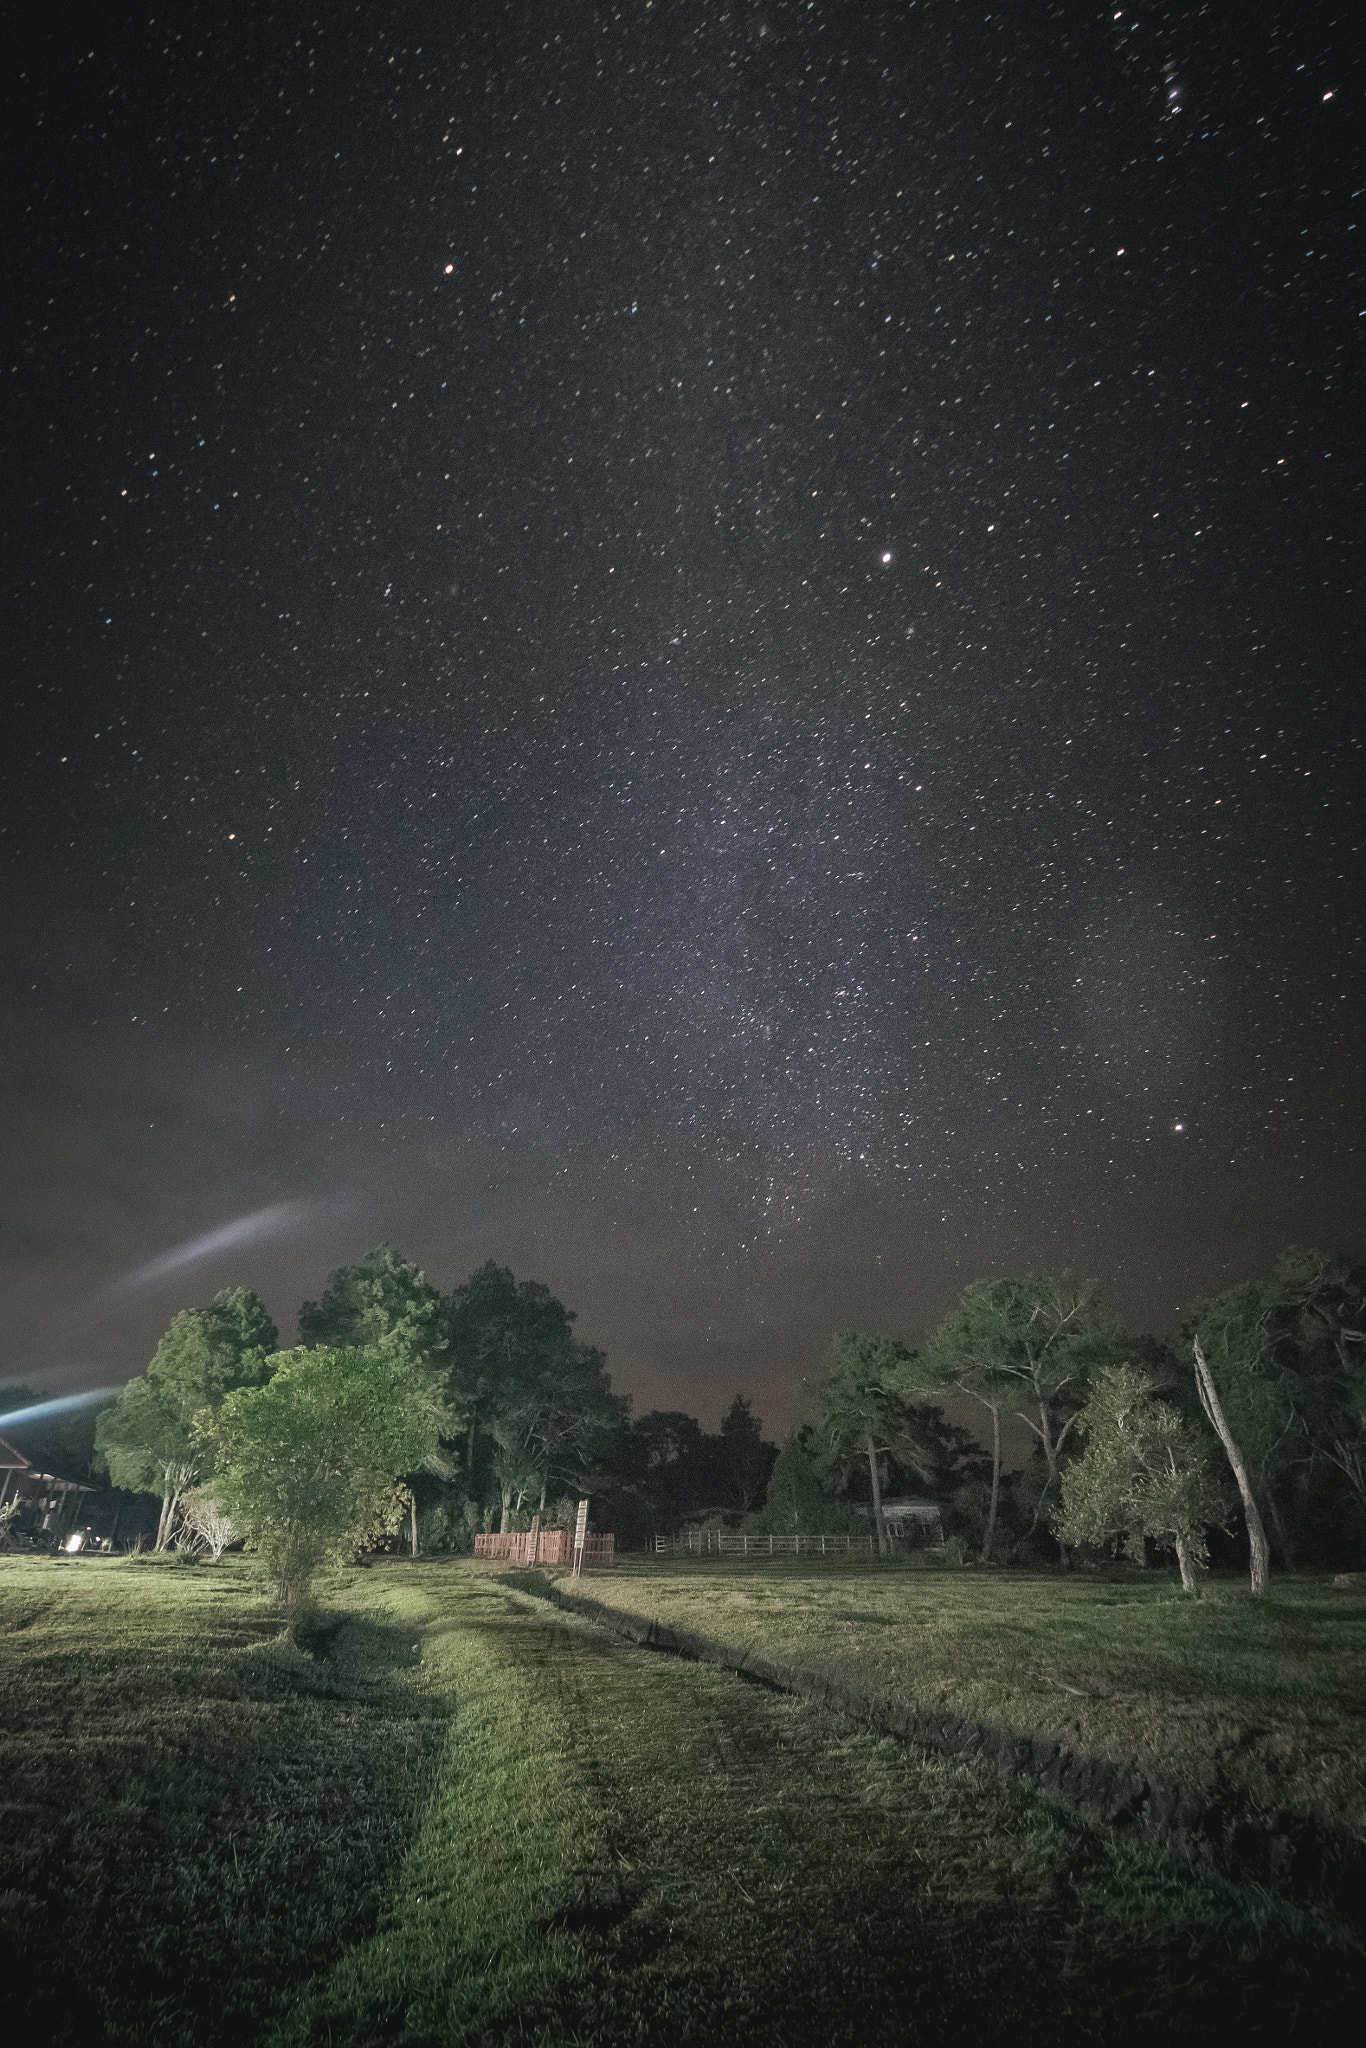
(715, 1394), (775, 1512)
(301, 1248), (462, 1552)
(746, 1428), (867, 1537)
(445, 1262), (623, 1524)
(95, 1376), (202, 1549)
(809, 1333), (936, 1555)
(1054, 1365), (1229, 1591)
(177, 1486), (238, 1561)
(920, 1277), (1113, 1560)
(1192, 1336), (1272, 1595)
(300, 1246), (446, 1364)
(216, 1344), (453, 1615)
(94, 1288), (278, 1547)
(446, 1261), (576, 1474)
(1251, 1248), (1366, 1548)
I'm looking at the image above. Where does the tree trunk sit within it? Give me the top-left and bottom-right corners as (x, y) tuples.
(410, 1492), (419, 1559)
(1193, 1337), (1271, 1595)
(981, 1404), (1001, 1563)
(155, 1490), (173, 1550)
(499, 1484), (512, 1535)
(865, 1434), (889, 1556)
(1174, 1533), (1198, 1593)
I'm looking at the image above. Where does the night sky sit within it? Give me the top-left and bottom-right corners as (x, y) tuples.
(4, 1), (1362, 1432)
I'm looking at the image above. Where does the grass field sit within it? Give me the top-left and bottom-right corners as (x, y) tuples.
(571, 1558), (1366, 1836)
(3, 1553), (1365, 2045)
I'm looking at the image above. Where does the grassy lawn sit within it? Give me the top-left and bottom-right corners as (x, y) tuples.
(4, 1553), (1365, 2045)
(0, 1555), (447, 2045)
(567, 1558), (1366, 1837)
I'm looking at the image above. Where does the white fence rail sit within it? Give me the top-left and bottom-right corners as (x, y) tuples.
(654, 1531), (876, 1557)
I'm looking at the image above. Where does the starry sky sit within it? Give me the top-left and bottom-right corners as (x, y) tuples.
(4, 0), (1362, 1431)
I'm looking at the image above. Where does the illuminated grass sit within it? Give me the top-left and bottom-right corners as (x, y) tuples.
(3, 1556), (1364, 2046)
(571, 1558), (1366, 1835)
(0, 1555), (446, 2045)
(286, 1563), (1365, 2045)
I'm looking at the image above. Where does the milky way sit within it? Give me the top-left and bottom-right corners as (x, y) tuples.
(4, 2), (1362, 1421)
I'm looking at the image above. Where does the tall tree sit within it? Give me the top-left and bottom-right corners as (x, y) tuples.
(715, 1394), (774, 1512)
(445, 1262), (621, 1521)
(94, 1287), (279, 1547)
(920, 1277), (1113, 1558)
(809, 1333), (935, 1555)
(1185, 1248), (1366, 1573)
(1192, 1335), (1271, 1594)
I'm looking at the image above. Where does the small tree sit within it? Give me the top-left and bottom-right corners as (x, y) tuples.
(216, 1345), (453, 1618)
(1055, 1365), (1228, 1591)
(177, 1486), (238, 1561)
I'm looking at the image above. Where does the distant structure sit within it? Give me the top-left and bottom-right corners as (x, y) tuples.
(879, 1498), (945, 1548)
(0, 1433), (96, 1548)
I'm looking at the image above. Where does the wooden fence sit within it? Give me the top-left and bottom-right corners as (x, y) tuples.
(473, 1530), (615, 1567)
(654, 1531), (877, 1558)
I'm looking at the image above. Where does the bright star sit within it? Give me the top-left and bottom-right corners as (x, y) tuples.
(880, 551), (892, 564)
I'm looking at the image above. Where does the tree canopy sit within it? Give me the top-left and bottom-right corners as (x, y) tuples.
(94, 1286), (279, 1547)
(216, 1343), (453, 1610)
(808, 1332), (936, 1554)
(1054, 1364), (1229, 1591)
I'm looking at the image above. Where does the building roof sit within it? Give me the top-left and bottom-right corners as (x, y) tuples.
(0, 1433), (31, 1471)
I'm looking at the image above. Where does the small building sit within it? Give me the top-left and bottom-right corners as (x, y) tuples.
(880, 1498), (945, 1548)
(0, 1433), (96, 1547)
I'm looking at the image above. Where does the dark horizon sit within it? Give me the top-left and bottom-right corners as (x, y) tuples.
(4, 1), (1362, 1435)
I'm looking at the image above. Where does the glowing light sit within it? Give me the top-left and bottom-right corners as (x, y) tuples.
(114, 1201), (309, 1292)
(880, 551), (892, 564)
(0, 1389), (119, 1431)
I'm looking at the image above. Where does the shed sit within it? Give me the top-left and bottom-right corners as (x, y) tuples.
(880, 1497), (945, 1547)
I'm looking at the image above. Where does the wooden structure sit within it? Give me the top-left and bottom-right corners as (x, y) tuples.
(879, 1498), (946, 1548)
(0, 1434), (96, 1545)
(473, 1528), (615, 1568)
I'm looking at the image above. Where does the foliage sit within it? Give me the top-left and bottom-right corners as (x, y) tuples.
(445, 1261), (624, 1525)
(1054, 1365), (1230, 1588)
(299, 1246), (447, 1367)
(808, 1331), (937, 1552)
(746, 1431), (865, 1536)
(176, 1486), (238, 1561)
(94, 1288), (280, 1547)
(1189, 1247), (1366, 1565)
(716, 1394), (775, 1511)
(920, 1276), (1118, 1557)
(216, 1345), (453, 1611)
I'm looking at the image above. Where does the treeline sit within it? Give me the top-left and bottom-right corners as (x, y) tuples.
(8, 1240), (1364, 1599)
(12, 1250), (785, 1586)
(807, 1248), (1366, 1589)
